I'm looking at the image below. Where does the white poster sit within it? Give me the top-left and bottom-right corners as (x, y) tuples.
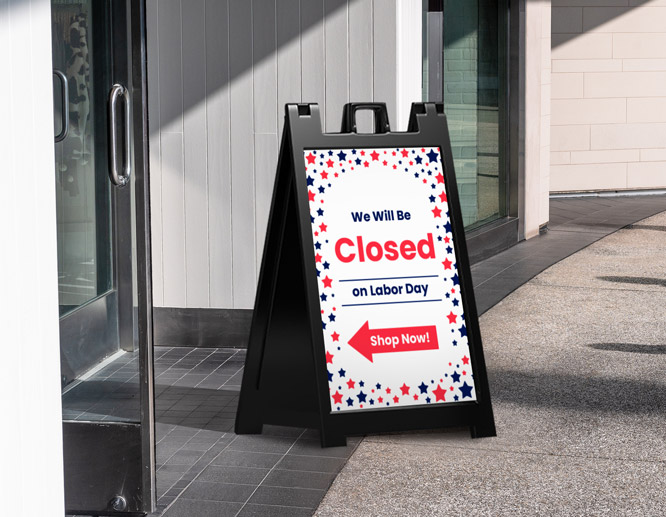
(304, 146), (477, 412)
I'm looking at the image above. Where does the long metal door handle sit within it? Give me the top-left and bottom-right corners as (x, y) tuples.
(108, 84), (131, 186)
(53, 69), (69, 142)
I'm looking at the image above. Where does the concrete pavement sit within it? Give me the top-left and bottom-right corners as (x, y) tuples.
(315, 211), (666, 516)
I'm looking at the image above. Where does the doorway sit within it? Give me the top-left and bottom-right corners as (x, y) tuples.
(52, 0), (155, 513)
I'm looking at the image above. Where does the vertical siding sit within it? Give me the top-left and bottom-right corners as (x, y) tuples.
(147, 0), (401, 309)
(0, 0), (65, 511)
(206, 0), (233, 308)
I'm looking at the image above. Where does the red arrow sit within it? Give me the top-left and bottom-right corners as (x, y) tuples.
(348, 321), (439, 362)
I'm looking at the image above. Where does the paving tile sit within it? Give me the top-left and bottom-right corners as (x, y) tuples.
(248, 486), (325, 509)
(227, 435), (297, 454)
(198, 465), (270, 485)
(277, 454), (346, 473)
(212, 450), (283, 469)
(263, 468), (337, 490)
(179, 480), (256, 503)
(237, 503), (314, 516)
(162, 498), (242, 517)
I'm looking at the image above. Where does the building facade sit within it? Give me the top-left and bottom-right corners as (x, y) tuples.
(2, 0), (665, 513)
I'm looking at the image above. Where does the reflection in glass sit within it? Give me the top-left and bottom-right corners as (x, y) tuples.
(423, 0), (507, 229)
(53, 0), (113, 316)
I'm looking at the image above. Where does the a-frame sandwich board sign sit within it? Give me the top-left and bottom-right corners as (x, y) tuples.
(235, 102), (496, 447)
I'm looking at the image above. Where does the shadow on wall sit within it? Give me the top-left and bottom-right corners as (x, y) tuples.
(552, 0), (656, 47)
(148, 0), (655, 134)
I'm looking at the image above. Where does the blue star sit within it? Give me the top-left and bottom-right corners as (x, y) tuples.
(446, 246), (453, 254)
(452, 339), (458, 346)
(315, 241), (322, 250)
(338, 368), (346, 377)
(452, 273), (460, 286)
(355, 158), (362, 165)
(414, 173), (419, 178)
(357, 391), (367, 403)
(359, 381), (365, 387)
(351, 149), (357, 154)
(310, 215), (315, 223)
(322, 321), (326, 330)
(369, 399), (375, 405)
(307, 176), (314, 186)
(346, 397), (354, 407)
(376, 383), (381, 390)
(318, 186), (325, 194)
(452, 299), (459, 307)
(444, 221), (452, 233)
(328, 313), (336, 322)
(320, 293), (327, 302)
(459, 382), (473, 399)
(323, 261), (330, 270)
(415, 156), (423, 164)
(426, 149), (439, 163)
(425, 397), (431, 403)
(459, 324), (467, 338)
(317, 208), (324, 216)
(316, 268), (320, 277)
(337, 150), (347, 161)
(429, 195), (436, 203)
(451, 371), (461, 383)
(438, 236), (442, 241)
(418, 382), (429, 394)
(454, 395), (459, 401)
(445, 292), (450, 298)
(328, 150), (333, 156)
(327, 370), (333, 381)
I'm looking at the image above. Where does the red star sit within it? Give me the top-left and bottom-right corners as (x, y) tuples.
(331, 331), (340, 341)
(308, 190), (315, 202)
(386, 387), (391, 394)
(332, 391), (343, 404)
(363, 161), (369, 167)
(439, 192), (447, 203)
(444, 236), (450, 243)
(321, 171), (329, 179)
(319, 222), (327, 232)
(360, 150), (365, 156)
(442, 258), (452, 270)
(401, 149), (409, 157)
(432, 207), (442, 218)
(446, 311), (457, 324)
(400, 383), (410, 395)
(326, 159), (334, 168)
(435, 173), (444, 184)
(322, 276), (332, 288)
(433, 384), (447, 402)
(378, 396), (383, 403)
(392, 165), (397, 170)
(346, 379), (355, 389)
(393, 396), (400, 403)
(462, 355), (470, 365)
(413, 394), (419, 400)
(383, 160), (387, 166)
(315, 253), (322, 263)
(306, 153), (316, 164)
(326, 351), (334, 364)
(370, 150), (380, 161)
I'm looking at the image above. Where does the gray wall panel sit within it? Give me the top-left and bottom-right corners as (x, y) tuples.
(146, 0), (163, 305)
(229, 0), (257, 309)
(206, 0), (234, 308)
(182, 0), (210, 307)
(148, 0), (400, 309)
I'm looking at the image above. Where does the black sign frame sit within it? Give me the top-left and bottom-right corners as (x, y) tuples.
(235, 102), (496, 447)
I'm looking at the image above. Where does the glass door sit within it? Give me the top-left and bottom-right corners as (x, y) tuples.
(52, 0), (154, 513)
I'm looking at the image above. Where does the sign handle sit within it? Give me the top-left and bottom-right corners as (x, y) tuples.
(341, 102), (391, 134)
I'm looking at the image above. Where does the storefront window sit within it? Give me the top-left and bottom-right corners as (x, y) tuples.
(423, 0), (507, 230)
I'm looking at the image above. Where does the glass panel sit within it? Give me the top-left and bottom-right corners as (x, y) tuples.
(54, 0), (140, 423)
(423, 0), (507, 230)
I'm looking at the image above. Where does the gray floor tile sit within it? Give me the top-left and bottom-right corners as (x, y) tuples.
(248, 486), (325, 509)
(179, 480), (256, 503)
(197, 465), (270, 485)
(237, 503), (314, 516)
(263, 468), (337, 490)
(162, 498), (242, 517)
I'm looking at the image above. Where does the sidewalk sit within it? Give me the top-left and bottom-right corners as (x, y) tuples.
(315, 210), (666, 516)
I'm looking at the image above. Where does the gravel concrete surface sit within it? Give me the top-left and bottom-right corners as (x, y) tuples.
(315, 211), (666, 517)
